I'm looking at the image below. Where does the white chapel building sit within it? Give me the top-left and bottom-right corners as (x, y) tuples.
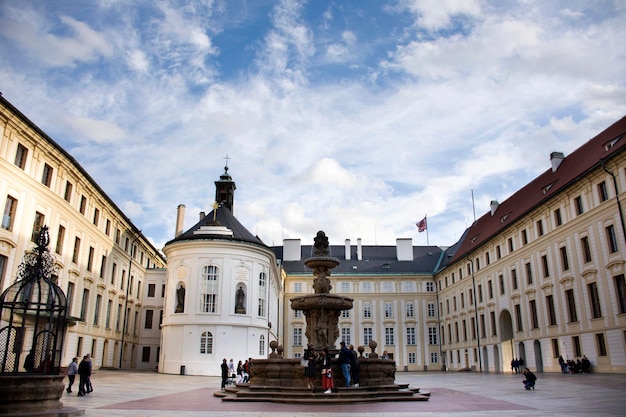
(156, 167), (282, 376)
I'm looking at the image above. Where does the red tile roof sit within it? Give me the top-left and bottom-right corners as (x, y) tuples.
(449, 115), (626, 264)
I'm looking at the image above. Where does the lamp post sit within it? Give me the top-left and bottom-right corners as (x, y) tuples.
(119, 232), (140, 369)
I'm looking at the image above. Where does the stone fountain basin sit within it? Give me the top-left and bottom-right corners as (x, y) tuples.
(304, 256), (340, 269)
(291, 293), (353, 311)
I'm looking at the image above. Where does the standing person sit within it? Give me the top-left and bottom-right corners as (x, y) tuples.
(66, 357), (78, 393)
(85, 353), (93, 393)
(338, 341), (351, 387)
(320, 348), (334, 394)
(242, 359), (250, 383)
(236, 360), (244, 383)
(349, 345), (360, 387)
(522, 368), (537, 390)
(558, 355), (567, 373)
(303, 343), (317, 390)
(220, 358), (229, 390)
(228, 358), (235, 382)
(77, 356), (90, 396)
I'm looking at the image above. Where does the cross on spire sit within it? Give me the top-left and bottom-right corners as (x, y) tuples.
(223, 154), (231, 170)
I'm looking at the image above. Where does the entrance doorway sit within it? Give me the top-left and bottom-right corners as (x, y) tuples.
(533, 340), (543, 372)
(499, 310), (514, 373)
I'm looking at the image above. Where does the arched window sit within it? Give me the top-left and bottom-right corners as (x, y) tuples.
(201, 265), (219, 313)
(200, 331), (213, 354)
(258, 272), (267, 317)
(259, 334), (265, 356)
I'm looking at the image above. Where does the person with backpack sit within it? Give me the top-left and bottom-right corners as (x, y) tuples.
(522, 368), (537, 390)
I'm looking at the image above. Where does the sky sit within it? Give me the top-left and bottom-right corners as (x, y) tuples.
(1, 0), (625, 252)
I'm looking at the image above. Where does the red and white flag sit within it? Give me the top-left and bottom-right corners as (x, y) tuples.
(416, 217), (427, 233)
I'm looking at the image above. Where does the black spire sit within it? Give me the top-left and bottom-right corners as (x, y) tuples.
(214, 161), (236, 212)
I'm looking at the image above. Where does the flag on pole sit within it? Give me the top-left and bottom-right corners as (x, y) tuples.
(416, 216), (427, 233)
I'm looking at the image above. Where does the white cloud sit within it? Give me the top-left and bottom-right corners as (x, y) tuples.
(403, 0), (482, 30)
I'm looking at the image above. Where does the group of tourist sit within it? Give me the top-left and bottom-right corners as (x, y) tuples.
(302, 341), (362, 394)
(558, 355), (592, 374)
(221, 358), (252, 389)
(510, 357), (525, 373)
(66, 354), (93, 396)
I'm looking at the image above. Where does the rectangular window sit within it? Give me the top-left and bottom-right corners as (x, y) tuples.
(560, 246), (570, 271)
(554, 208), (563, 226)
(606, 225), (618, 253)
(430, 352), (438, 364)
(478, 284), (483, 303)
(142, 346), (150, 362)
(15, 144), (28, 169)
(341, 327), (351, 345)
(145, 309), (154, 329)
(508, 237), (514, 252)
(462, 319), (467, 341)
(551, 338), (560, 358)
(546, 294), (557, 326)
(499, 275), (505, 295)
(2, 195), (17, 231)
(294, 282), (302, 293)
(363, 327), (373, 345)
(488, 280), (493, 299)
(511, 268), (518, 290)
(588, 282), (602, 319)
(294, 309), (302, 318)
(31, 211), (45, 242)
(406, 302), (414, 317)
(87, 246), (94, 272)
(490, 311), (497, 336)
(573, 336), (582, 357)
(514, 304), (523, 331)
(615, 274), (626, 314)
(469, 288), (474, 305)
(480, 314), (486, 338)
(72, 237), (81, 263)
(340, 281), (350, 292)
(110, 263), (117, 285)
(55, 225), (65, 255)
(496, 245), (502, 259)
(341, 309), (350, 318)
(598, 181), (609, 202)
(428, 327), (438, 345)
(454, 322), (459, 342)
(66, 282), (75, 316)
(536, 219), (544, 236)
(105, 219), (111, 236)
(408, 352), (416, 364)
(385, 302), (393, 318)
(116, 303), (122, 331)
(42, 163), (53, 187)
(485, 251), (490, 265)
(521, 229), (528, 245)
(566, 289), (578, 322)
(427, 302), (435, 317)
(293, 328), (302, 346)
(105, 299), (112, 329)
(99, 255), (106, 278)
(470, 317), (476, 340)
(148, 283), (155, 297)
(64, 181), (73, 202)
(406, 327), (416, 345)
(581, 236), (592, 263)
(526, 262), (533, 285)
(93, 208), (99, 226)
(80, 289), (89, 320)
(426, 282), (435, 292)
(363, 303), (372, 318)
(574, 195), (584, 215)
(361, 281), (372, 292)
(201, 265), (219, 313)
(542, 255), (549, 278)
(93, 294), (101, 325)
(529, 300), (539, 329)
(79, 195), (87, 215)
(596, 333), (607, 356)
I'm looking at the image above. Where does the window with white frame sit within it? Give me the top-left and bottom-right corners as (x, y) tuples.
(382, 281), (394, 292)
(428, 327), (438, 345)
(294, 309), (302, 318)
(200, 331), (213, 354)
(363, 303), (372, 318)
(363, 327), (373, 345)
(406, 327), (416, 345)
(361, 281), (372, 292)
(406, 302), (414, 317)
(385, 302), (393, 318)
(293, 328), (303, 346)
(430, 352), (438, 363)
(341, 327), (351, 345)
(385, 327), (395, 345)
(403, 281), (416, 292)
(259, 334), (265, 356)
(426, 282), (435, 292)
(258, 272), (267, 317)
(341, 309), (350, 318)
(294, 282), (302, 293)
(408, 352), (416, 364)
(201, 265), (219, 313)
(340, 281), (351, 292)
(427, 302), (436, 317)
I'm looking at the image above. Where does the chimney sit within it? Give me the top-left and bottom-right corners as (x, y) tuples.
(199, 211), (205, 221)
(357, 238), (362, 261)
(490, 200), (499, 216)
(175, 204), (186, 237)
(345, 239), (351, 260)
(283, 239), (301, 261)
(396, 238), (413, 261)
(550, 152), (565, 172)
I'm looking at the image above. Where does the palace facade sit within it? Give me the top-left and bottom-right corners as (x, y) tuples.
(1, 93), (624, 375)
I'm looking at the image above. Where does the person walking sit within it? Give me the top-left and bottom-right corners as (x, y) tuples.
(303, 343), (317, 390)
(220, 358), (229, 390)
(320, 348), (334, 394)
(66, 357), (78, 393)
(236, 360), (244, 383)
(349, 344), (360, 387)
(338, 341), (351, 387)
(77, 355), (90, 396)
(85, 353), (93, 393)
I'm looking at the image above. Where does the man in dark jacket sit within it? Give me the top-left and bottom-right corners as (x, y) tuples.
(77, 356), (91, 396)
(338, 341), (351, 387)
(522, 368), (537, 390)
(220, 358), (229, 390)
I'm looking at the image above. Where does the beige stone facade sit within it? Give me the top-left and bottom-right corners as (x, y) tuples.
(0, 96), (166, 371)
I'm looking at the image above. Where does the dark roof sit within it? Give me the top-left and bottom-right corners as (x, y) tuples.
(448, 115), (626, 264)
(274, 245), (443, 275)
(165, 206), (266, 247)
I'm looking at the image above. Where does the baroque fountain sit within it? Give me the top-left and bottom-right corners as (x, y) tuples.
(217, 231), (430, 403)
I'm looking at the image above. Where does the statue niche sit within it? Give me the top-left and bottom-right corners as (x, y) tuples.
(235, 285), (246, 314)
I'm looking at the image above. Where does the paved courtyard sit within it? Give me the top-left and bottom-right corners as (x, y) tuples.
(59, 369), (626, 417)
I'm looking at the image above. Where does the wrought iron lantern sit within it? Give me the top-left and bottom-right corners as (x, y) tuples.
(0, 226), (67, 375)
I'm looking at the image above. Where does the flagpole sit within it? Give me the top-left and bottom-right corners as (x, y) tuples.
(425, 213), (429, 246)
